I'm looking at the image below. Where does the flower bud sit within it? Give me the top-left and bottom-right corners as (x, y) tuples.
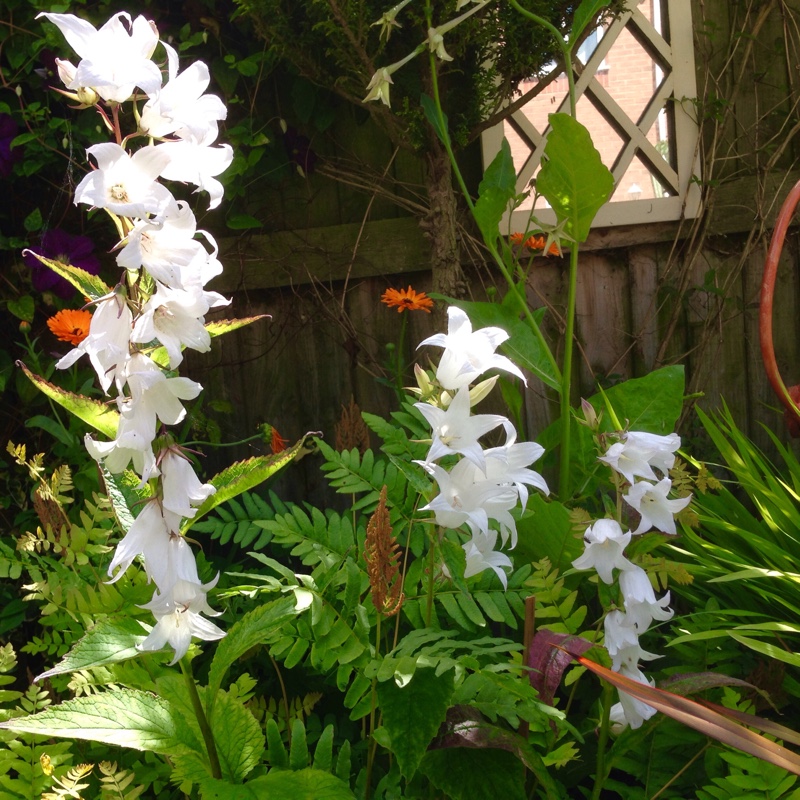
(76, 86), (99, 107)
(468, 375), (498, 407)
(19, 320), (31, 333)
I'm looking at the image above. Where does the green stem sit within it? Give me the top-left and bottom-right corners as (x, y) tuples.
(180, 657), (222, 780)
(425, 33), (561, 384)
(590, 681), (614, 800)
(365, 613), (383, 800)
(557, 242), (580, 499)
(425, 529), (437, 627)
(396, 312), (408, 398)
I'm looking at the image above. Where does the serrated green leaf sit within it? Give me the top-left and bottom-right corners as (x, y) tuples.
(208, 595), (300, 704)
(102, 466), (152, 532)
(184, 437), (309, 534)
(377, 667), (454, 779)
(36, 617), (148, 682)
(18, 362), (119, 438)
(0, 688), (179, 752)
(537, 113), (614, 242)
(23, 252), (112, 300)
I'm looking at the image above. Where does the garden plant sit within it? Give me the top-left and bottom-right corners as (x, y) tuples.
(1, 1), (800, 799)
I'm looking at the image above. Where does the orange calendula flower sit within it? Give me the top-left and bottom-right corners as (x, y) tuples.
(381, 286), (434, 313)
(510, 232), (561, 256)
(47, 308), (92, 345)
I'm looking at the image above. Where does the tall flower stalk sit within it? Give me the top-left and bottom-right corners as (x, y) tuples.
(31, 11), (233, 665)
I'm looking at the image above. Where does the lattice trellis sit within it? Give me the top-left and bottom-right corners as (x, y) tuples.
(482, 0), (701, 230)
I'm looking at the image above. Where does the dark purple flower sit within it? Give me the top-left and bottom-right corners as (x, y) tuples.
(283, 127), (317, 175)
(24, 229), (102, 299)
(0, 114), (21, 179)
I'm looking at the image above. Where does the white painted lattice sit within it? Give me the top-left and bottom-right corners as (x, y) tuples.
(482, 0), (701, 230)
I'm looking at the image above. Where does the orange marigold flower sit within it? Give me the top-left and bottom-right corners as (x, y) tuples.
(47, 308), (92, 345)
(510, 232), (561, 256)
(381, 286), (434, 313)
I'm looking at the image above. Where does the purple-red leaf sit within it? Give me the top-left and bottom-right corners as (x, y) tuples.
(528, 629), (592, 705)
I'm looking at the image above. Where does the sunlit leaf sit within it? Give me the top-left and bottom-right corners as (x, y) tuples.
(17, 361), (118, 438)
(23, 252), (112, 301)
(537, 113), (614, 242)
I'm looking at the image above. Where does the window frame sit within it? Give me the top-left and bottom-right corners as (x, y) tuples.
(481, 0), (702, 231)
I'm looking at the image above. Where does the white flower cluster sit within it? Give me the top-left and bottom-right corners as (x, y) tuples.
(40, 11), (233, 663)
(415, 307), (549, 588)
(572, 431), (691, 729)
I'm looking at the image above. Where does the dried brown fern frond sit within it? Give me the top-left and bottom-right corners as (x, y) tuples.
(335, 397), (370, 454)
(364, 486), (404, 617)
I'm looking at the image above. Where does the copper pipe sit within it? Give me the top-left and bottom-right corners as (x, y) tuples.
(760, 178), (800, 436)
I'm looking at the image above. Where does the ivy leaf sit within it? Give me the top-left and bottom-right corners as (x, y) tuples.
(208, 595), (300, 703)
(0, 689), (180, 752)
(537, 113), (614, 242)
(17, 361), (119, 438)
(199, 769), (355, 800)
(35, 618), (149, 682)
(183, 436), (311, 534)
(473, 139), (517, 244)
(528, 629), (592, 706)
(22, 252), (112, 301)
(377, 667), (455, 779)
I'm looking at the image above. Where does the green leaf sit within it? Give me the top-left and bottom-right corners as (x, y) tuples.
(537, 113), (614, 242)
(199, 769), (355, 800)
(377, 667), (455, 779)
(208, 595), (300, 702)
(571, 0), (611, 44)
(149, 316), (268, 367)
(7, 295), (34, 323)
(17, 361), (119, 437)
(36, 618), (148, 682)
(22, 252), (112, 301)
(102, 467), (153, 533)
(474, 139), (517, 244)
(0, 688), (180, 752)
(24, 208), (43, 233)
(206, 316), (269, 338)
(515, 495), (579, 572)
(420, 93), (448, 144)
(25, 414), (76, 446)
(728, 633), (800, 668)
(440, 296), (560, 392)
(183, 437), (309, 534)
(419, 748), (528, 800)
(226, 213), (263, 230)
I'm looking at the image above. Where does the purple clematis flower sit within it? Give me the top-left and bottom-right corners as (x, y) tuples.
(24, 228), (101, 298)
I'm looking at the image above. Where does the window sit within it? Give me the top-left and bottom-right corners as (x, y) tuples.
(482, 0), (701, 230)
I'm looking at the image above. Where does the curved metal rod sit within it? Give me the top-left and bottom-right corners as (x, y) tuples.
(760, 178), (800, 435)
